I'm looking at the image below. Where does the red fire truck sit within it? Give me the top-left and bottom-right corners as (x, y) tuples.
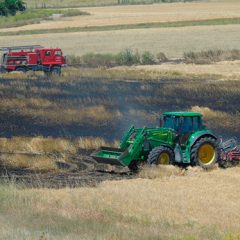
(0, 45), (66, 75)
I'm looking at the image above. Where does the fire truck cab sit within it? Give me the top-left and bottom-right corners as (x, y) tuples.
(0, 45), (66, 75)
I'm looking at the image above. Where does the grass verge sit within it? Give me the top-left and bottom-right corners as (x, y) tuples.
(25, 0), (197, 8)
(1, 17), (240, 36)
(184, 49), (240, 64)
(0, 9), (89, 29)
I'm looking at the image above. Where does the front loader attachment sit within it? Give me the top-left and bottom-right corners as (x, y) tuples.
(91, 127), (147, 168)
(91, 147), (126, 166)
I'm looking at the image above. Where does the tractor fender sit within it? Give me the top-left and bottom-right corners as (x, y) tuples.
(188, 131), (218, 148)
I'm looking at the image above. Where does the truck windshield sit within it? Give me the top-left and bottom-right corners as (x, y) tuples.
(163, 116), (179, 131)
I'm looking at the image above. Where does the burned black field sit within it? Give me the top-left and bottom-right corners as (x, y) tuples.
(0, 68), (239, 187)
(0, 70), (239, 140)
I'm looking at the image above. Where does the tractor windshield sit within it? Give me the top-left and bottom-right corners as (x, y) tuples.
(163, 115), (201, 133)
(181, 116), (201, 133)
(163, 116), (179, 131)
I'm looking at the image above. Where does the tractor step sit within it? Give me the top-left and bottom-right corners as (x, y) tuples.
(90, 147), (125, 166)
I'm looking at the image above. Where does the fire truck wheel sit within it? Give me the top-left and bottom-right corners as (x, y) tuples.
(16, 67), (27, 73)
(51, 66), (61, 75)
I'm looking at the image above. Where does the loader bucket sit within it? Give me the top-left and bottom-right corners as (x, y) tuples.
(91, 147), (127, 166)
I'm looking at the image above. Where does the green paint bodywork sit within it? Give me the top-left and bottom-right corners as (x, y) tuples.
(91, 112), (217, 167)
(163, 112), (203, 117)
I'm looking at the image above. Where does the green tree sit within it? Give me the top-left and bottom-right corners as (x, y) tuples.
(0, 2), (8, 16)
(0, 0), (26, 16)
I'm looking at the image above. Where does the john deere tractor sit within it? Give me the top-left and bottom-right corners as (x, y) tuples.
(91, 112), (219, 170)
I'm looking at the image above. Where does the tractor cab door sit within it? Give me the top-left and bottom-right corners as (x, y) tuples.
(178, 116), (201, 146)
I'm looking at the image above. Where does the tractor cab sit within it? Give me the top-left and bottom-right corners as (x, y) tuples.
(162, 112), (203, 134)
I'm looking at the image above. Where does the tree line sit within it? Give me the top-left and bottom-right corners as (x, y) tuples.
(0, 0), (26, 16)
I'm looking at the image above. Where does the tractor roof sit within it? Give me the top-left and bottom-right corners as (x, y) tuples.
(163, 112), (202, 117)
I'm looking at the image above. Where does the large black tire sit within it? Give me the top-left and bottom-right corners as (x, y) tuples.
(190, 137), (218, 169)
(147, 146), (174, 166)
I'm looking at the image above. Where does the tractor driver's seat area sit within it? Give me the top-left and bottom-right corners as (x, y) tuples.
(178, 132), (193, 146)
(175, 116), (202, 147)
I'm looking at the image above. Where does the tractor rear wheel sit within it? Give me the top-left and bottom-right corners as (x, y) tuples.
(147, 146), (174, 166)
(190, 137), (218, 169)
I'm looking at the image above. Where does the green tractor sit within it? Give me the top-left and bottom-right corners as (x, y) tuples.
(91, 112), (219, 170)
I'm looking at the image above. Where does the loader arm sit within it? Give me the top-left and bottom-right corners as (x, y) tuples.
(119, 127), (147, 166)
(120, 125), (135, 149)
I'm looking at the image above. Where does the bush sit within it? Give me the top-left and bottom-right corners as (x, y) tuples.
(116, 49), (140, 66)
(80, 53), (116, 67)
(66, 55), (82, 65)
(68, 49), (169, 67)
(141, 51), (156, 65)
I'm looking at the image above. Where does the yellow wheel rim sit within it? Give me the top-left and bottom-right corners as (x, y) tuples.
(157, 152), (170, 165)
(198, 143), (216, 165)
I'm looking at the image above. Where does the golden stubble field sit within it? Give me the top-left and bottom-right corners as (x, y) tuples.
(1, 25), (240, 58)
(116, 60), (240, 80)
(1, 1), (240, 32)
(1, 166), (240, 239)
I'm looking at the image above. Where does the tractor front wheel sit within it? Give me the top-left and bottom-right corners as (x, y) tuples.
(191, 137), (218, 169)
(147, 146), (174, 166)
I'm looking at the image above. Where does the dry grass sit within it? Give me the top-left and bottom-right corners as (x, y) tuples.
(0, 136), (113, 171)
(1, 25), (240, 58)
(124, 60), (240, 80)
(0, 136), (113, 153)
(0, 154), (58, 171)
(190, 106), (240, 135)
(184, 49), (240, 64)
(0, 96), (122, 125)
(1, 167), (240, 239)
(2, 2), (240, 32)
